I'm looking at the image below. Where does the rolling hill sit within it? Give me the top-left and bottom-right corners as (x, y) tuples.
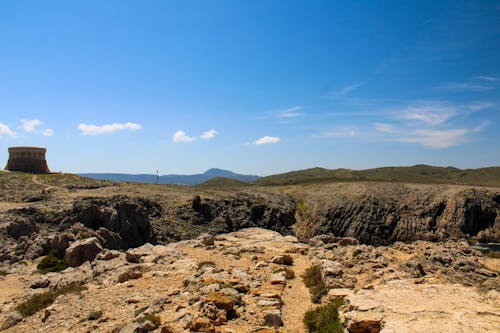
(256, 165), (500, 187)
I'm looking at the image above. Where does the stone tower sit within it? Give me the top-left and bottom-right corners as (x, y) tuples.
(4, 147), (51, 173)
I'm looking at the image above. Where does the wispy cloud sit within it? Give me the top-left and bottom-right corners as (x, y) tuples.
(313, 128), (356, 138)
(435, 82), (494, 92)
(260, 106), (305, 124)
(435, 75), (498, 92)
(21, 119), (42, 133)
(374, 123), (396, 134)
(42, 128), (54, 137)
(0, 123), (16, 138)
(399, 103), (457, 126)
(328, 83), (364, 99)
(78, 122), (142, 136)
(474, 75), (499, 82)
(253, 136), (280, 145)
(467, 102), (495, 111)
(371, 101), (489, 148)
(172, 130), (196, 143)
(200, 129), (218, 140)
(398, 129), (468, 148)
(276, 106), (304, 118)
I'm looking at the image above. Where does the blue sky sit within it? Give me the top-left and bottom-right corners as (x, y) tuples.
(0, 1), (499, 175)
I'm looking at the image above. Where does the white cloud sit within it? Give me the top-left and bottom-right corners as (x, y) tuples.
(21, 119), (42, 133)
(78, 122), (142, 136)
(399, 104), (456, 126)
(200, 129), (218, 140)
(277, 106), (304, 118)
(173, 130), (196, 143)
(42, 128), (54, 137)
(0, 123), (16, 138)
(399, 129), (468, 148)
(253, 136), (280, 145)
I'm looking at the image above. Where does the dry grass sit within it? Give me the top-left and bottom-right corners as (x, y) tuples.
(15, 283), (86, 317)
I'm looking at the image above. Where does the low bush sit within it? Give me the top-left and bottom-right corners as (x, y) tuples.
(302, 265), (327, 303)
(15, 282), (86, 317)
(88, 310), (102, 321)
(303, 298), (344, 333)
(37, 249), (67, 274)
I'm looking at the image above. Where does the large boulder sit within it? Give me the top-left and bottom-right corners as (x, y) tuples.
(64, 237), (102, 267)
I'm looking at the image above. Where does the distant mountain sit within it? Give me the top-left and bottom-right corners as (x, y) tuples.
(79, 168), (260, 186)
(256, 165), (500, 187)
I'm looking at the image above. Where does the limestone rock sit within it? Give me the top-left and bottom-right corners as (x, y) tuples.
(1, 313), (22, 330)
(205, 292), (234, 311)
(270, 271), (287, 284)
(188, 317), (213, 332)
(271, 254), (293, 265)
(197, 233), (215, 246)
(64, 237), (103, 267)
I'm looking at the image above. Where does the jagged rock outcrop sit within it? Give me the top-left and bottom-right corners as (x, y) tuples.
(296, 185), (499, 245)
(0, 196), (159, 263)
(64, 196), (159, 249)
(155, 192), (296, 242)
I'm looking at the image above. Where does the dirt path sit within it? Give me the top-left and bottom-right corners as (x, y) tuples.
(31, 175), (56, 191)
(281, 254), (313, 333)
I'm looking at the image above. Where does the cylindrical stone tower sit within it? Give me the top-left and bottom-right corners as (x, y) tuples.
(4, 147), (51, 173)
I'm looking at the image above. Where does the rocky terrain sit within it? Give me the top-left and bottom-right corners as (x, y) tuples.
(0, 171), (499, 332)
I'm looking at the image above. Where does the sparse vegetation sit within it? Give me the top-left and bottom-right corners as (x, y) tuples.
(87, 310), (102, 321)
(295, 198), (308, 215)
(15, 282), (86, 317)
(37, 249), (68, 274)
(303, 298), (344, 333)
(302, 265), (328, 303)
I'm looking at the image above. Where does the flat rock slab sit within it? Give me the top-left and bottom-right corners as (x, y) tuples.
(341, 280), (500, 333)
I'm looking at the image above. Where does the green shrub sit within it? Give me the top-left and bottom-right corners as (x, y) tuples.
(88, 310), (102, 321)
(15, 282), (86, 317)
(303, 299), (344, 333)
(302, 265), (327, 303)
(37, 249), (67, 274)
